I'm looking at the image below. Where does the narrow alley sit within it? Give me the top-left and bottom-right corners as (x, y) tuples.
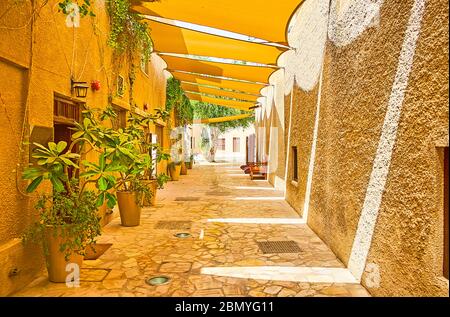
(0, 0), (448, 301)
(13, 162), (369, 297)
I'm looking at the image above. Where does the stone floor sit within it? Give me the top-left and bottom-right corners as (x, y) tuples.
(13, 161), (370, 297)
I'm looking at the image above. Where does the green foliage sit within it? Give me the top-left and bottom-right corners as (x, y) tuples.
(22, 141), (79, 193)
(58, 0), (96, 17)
(177, 95), (194, 126)
(106, 0), (153, 62)
(22, 105), (170, 254)
(165, 77), (183, 113)
(193, 100), (255, 133)
(23, 190), (101, 260)
(156, 173), (170, 189)
(165, 77), (194, 125)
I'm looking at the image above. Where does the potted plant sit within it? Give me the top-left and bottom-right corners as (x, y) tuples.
(102, 126), (150, 227)
(22, 137), (116, 282)
(138, 147), (170, 206)
(168, 161), (182, 181)
(106, 111), (170, 223)
(180, 160), (188, 175)
(127, 112), (170, 207)
(185, 154), (195, 169)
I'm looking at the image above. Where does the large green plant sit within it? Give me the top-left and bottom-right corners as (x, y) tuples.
(22, 110), (119, 258)
(22, 105), (169, 257)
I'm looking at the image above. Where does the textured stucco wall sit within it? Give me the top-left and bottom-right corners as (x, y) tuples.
(0, 0), (168, 296)
(285, 85), (318, 216)
(280, 0), (449, 296)
(360, 0), (449, 296)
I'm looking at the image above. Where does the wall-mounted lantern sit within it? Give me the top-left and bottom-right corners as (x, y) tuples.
(71, 78), (89, 98)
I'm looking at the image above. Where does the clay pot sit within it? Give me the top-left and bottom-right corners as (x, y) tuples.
(180, 161), (188, 175)
(44, 226), (83, 283)
(142, 179), (158, 207)
(169, 164), (181, 181)
(117, 191), (141, 227)
(186, 161), (193, 169)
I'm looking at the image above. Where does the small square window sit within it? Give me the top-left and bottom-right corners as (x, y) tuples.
(292, 146), (298, 182)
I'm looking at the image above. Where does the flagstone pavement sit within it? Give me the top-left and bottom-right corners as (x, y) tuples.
(13, 161), (370, 297)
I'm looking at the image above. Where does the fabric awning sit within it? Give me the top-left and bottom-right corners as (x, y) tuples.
(132, 0), (304, 45)
(173, 71), (267, 95)
(186, 92), (256, 110)
(144, 19), (286, 65)
(161, 54), (277, 84)
(194, 113), (253, 124)
(181, 82), (260, 102)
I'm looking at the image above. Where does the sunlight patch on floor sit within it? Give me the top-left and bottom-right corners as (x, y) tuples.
(201, 266), (358, 284)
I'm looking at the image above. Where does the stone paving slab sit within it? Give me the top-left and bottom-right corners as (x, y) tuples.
(12, 162), (370, 297)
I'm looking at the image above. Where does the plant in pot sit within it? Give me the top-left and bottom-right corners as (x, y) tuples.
(137, 146), (170, 206)
(101, 127), (151, 227)
(180, 160), (188, 176)
(185, 154), (195, 170)
(126, 112), (170, 207)
(168, 143), (183, 181)
(168, 160), (182, 181)
(22, 138), (116, 283)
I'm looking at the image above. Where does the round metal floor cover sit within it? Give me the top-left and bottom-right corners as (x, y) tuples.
(146, 276), (171, 286)
(174, 232), (192, 238)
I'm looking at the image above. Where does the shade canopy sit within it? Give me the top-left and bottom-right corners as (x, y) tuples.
(132, 0), (304, 45)
(173, 71), (267, 95)
(194, 113), (253, 124)
(181, 82), (260, 102)
(186, 92), (256, 110)
(144, 19), (286, 65)
(161, 54), (277, 84)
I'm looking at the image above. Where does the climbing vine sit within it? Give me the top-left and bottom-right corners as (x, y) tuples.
(106, 0), (154, 63)
(165, 78), (194, 126)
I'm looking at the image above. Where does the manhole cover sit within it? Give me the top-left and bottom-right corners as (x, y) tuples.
(175, 197), (200, 201)
(257, 241), (302, 254)
(146, 276), (171, 286)
(155, 221), (192, 230)
(174, 232), (192, 238)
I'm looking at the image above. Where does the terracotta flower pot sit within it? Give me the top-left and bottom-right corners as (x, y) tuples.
(142, 179), (157, 207)
(117, 191), (141, 227)
(44, 226), (83, 283)
(180, 161), (188, 175)
(186, 161), (193, 169)
(169, 164), (181, 181)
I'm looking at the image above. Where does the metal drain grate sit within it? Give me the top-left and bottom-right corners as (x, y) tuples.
(257, 241), (302, 254)
(175, 197), (200, 201)
(155, 221), (192, 230)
